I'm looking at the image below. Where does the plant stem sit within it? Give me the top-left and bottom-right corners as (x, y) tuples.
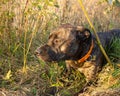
(78, 0), (112, 65)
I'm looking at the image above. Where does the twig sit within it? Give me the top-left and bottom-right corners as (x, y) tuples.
(78, 0), (112, 65)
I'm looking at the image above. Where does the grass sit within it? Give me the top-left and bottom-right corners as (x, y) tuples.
(107, 38), (120, 88)
(107, 38), (120, 62)
(0, 0), (120, 95)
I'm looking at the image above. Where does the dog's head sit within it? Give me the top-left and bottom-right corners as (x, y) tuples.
(35, 24), (91, 62)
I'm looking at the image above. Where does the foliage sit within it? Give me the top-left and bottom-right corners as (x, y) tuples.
(99, 0), (120, 6)
(0, 0), (120, 95)
(107, 38), (120, 62)
(107, 0), (120, 6)
(0, 0), (58, 93)
(0, 0), (58, 74)
(105, 38), (120, 89)
(36, 60), (86, 95)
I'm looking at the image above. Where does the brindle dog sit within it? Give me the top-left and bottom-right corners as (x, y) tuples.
(35, 24), (120, 80)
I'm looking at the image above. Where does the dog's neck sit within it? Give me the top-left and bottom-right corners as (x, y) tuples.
(78, 39), (94, 63)
(73, 37), (94, 62)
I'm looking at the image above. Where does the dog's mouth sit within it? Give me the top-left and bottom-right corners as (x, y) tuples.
(35, 46), (70, 62)
(35, 47), (63, 62)
(36, 53), (67, 62)
(35, 52), (56, 62)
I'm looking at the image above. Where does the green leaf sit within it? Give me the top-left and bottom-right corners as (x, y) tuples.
(54, 4), (59, 8)
(38, 5), (42, 10)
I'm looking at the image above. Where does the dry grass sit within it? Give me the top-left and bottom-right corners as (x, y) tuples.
(57, 0), (120, 30)
(0, 0), (120, 95)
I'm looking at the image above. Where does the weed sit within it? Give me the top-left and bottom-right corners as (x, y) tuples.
(0, 0), (120, 95)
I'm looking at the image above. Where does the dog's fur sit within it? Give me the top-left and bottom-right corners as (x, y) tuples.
(35, 24), (120, 80)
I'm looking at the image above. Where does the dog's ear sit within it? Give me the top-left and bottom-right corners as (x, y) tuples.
(76, 26), (91, 41)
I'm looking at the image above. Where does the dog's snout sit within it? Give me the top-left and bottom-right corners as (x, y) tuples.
(35, 45), (50, 56)
(35, 48), (43, 55)
(39, 49), (43, 54)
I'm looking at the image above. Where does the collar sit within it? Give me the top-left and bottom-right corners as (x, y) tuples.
(78, 39), (94, 63)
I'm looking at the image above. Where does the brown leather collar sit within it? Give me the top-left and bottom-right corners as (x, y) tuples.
(78, 39), (94, 63)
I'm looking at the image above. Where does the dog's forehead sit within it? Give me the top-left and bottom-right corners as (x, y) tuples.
(50, 27), (75, 38)
(49, 24), (85, 40)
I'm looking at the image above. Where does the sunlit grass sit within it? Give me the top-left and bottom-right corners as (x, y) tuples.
(107, 38), (120, 62)
(0, 0), (120, 95)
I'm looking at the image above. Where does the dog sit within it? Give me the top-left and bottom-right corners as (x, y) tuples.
(35, 24), (120, 80)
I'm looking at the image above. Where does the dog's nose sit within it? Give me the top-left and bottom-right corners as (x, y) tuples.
(35, 48), (43, 55)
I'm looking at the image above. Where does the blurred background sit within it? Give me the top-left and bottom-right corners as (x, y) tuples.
(0, 0), (120, 95)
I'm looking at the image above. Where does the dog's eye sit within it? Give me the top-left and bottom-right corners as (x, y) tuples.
(54, 39), (60, 44)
